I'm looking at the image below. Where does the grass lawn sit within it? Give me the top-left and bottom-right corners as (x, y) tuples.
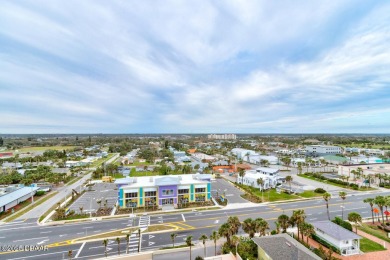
(298, 190), (322, 198)
(358, 223), (390, 243)
(360, 237), (386, 252)
(8, 146), (78, 153)
(298, 174), (376, 191)
(130, 171), (159, 177)
(113, 173), (125, 179)
(236, 183), (300, 202)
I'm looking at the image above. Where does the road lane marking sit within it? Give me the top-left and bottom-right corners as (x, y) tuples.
(75, 242), (86, 258)
(13, 236), (48, 242)
(40, 231), (52, 234)
(182, 214), (185, 222)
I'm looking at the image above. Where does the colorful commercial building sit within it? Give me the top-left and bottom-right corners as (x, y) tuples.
(115, 173), (212, 208)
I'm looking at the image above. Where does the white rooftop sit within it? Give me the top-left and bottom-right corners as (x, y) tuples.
(0, 186), (39, 207)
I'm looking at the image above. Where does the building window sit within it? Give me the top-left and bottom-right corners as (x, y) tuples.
(195, 188), (206, 193)
(162, 189), (174, 196)
(178, 189), (189, 194)
(145, 191), (156, 197)
(125, 192), (138, 198)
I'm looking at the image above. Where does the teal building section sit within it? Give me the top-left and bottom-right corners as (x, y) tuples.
(139, 187), (143, 206)
(190, 184), (194, 201)
(207, 183), (211, 199)
(119, 188), (123, 207)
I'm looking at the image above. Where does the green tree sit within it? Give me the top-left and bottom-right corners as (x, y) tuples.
(125, 234), (130, 254)
(210, 231), (220, 256)
(339, 191), (347, 220)
(186, 236), (193, 260)
(323, 192), (331, 220)
(116, 237), (121, 255)
(171, 233), (177, 248)
(301, 222), (315, 244)
(364, 198), (375, 224)
(238, 169), (245, 184)
(278, 214), (290, 233)
(285, 175), (293, 193)
(348, 212), (362, 233)
(227, 216), (241, 235)
(257, 178), (264, 201)
(242, 218), (256, 238)
(199, 234), (208, 257)
(219, 223), (232, 245)
(102, 239), (108, 257)
(375, 195), (386, 223)
(292, 210), (306, 240)
(255, 218), (269, 237)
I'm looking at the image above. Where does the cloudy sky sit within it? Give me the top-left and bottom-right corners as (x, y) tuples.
(1, 0), (390, 134)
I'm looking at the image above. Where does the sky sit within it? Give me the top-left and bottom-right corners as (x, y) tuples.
(1, 0), (390, 134)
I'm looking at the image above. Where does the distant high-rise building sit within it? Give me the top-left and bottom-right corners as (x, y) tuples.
(207, 134), (237, 140)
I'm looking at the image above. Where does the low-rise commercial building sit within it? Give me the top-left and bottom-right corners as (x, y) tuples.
(0, 185), (39, 213)
(305, 145), (342, 156)
(115, 173), (212, 209)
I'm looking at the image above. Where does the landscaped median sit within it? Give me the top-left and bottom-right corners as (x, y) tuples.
(71, 224), (176, 244)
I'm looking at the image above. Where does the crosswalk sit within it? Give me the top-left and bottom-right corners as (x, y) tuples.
(126, 232), (140, 253)
(139, 215), (150, 227)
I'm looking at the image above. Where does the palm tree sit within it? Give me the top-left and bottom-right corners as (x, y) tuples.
(348, 212), (362, 233)
(323, 192), (331, 220)
(210, 231), (220, 256)
(227, 216), (241, 235)
(385, 197), (390, 222)
(238, 169), (245, 184)
(79, 206), (84, 215)
(115, 237), (121, 255)
(302, 222), (315, 244)
(364, 198), (375, 224)
(257, 178), (264, 201)
(231, 235), (240, 255)
(186, 236), (193, 260)
(102, 239), (108, 257)
(170, 233), (177, 248)
(339, 191), (347, 220)
(292, 210), (306, 240)
(285, 175), (293, 193)
(125, 234), (130, 254)
(274, 221), (281, 234)
(199, 234), (208, 257)
(242, 218), (256, 238)
(375, 195), (386, 223)
(219, 223), (232, 245)
(351, 169), (357, 180)
(278, 214), (290, 233)
(255, 218), (269, 237)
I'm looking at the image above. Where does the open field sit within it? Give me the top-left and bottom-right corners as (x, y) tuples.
(91, 153), (116, 167)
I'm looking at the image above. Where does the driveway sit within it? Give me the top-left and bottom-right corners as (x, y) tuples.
(211, 178), (248, 204)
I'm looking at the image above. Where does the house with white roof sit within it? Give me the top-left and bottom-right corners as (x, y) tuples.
(237, 167), (280, 190)
(312, 220), (361, 256)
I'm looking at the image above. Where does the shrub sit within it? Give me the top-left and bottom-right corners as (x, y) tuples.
(195, 257), (204, 260)
(314, 188), (326, 193)
(35, 190), (46, 196)
(332, 216), (353, 231)
(311, 234), (340, 254)
(271, 230), (278, 235)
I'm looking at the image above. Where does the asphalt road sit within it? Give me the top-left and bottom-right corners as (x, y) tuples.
(2, 190), (390, 260)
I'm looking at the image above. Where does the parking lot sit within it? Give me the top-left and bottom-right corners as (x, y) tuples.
(68, 182), (118, 214)
(211, 178), (248, 204)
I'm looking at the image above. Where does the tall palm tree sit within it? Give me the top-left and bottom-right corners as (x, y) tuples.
(339, 191), (347, 220)
(170, 233), (177, 248)
(385, 197), (390, 222)
(185, 236), (193, 260)
(364, 198), (375, 224)
(278, 214), (290, 233)
(323, 192), (331, 220)
(255, 218), (269, 237)
(102, 239), (108, 257)
(125, 234), (130, 254)
(219, 223), (232, 245)
(285, 175), (293, 193)
(199, 234), (208, 257)
(115, 237), (121, 255)
(238, 169), (245, 184)
(302, 222), (315, 244)
(348, 212), (362, 233)
(292, 210), (306, 240)
(375, 195), (386, 223)
(275, 221), (281, 234)
(210, 231), (220, 256)
(242, 218), (256, 238)
(227, 216), (241, 235)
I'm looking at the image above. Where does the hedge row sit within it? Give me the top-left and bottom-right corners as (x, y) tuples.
(311, 233), (340, 254)
(304, 173), (359, 190)
(333, 216), (353, 231)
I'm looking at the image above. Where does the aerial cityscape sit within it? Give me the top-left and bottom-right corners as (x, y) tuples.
(1, 1), (390, 260)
